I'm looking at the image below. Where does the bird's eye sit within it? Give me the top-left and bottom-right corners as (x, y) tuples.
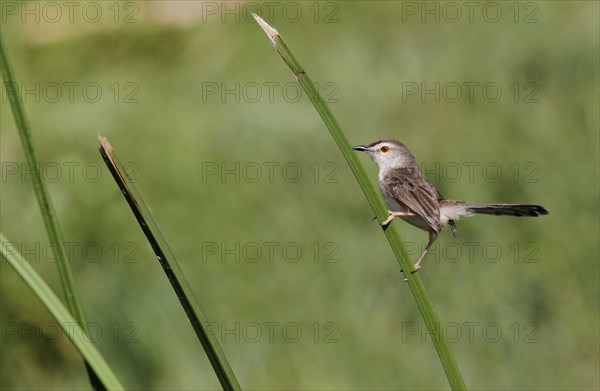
(380, 146), (389, 153)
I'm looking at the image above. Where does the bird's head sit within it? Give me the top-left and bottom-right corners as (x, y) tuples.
(352, 138), (416, 170)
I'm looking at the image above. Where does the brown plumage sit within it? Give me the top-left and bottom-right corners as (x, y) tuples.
(352, 138), (548, 273)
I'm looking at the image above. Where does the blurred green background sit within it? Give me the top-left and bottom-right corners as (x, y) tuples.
(1, 1), (598, 389)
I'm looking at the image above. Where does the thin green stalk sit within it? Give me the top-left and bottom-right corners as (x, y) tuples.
(0, 32), (86, 327)
(252, 14), (466, 390)
(0, 34), (104, 390)
(98, 137), (241, 391)
(1, 233), (124, 390)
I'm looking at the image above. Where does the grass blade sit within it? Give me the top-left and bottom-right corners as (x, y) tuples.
(0, 33), (105, 390)
(98, 137), (241, 391)
(252, 14), (467, 390)
(1, 234), (124, 390)
(0, 23), (87, 331)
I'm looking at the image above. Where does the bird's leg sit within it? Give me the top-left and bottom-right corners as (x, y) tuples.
(413, 230), (438, 272)
(381, 210), (415, 226)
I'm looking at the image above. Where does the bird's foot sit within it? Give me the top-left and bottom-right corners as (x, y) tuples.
(401, 264), (422, 282)
(381, 210), (415, 227)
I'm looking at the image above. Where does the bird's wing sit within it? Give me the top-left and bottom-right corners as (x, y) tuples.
(382, 167), (442, 231)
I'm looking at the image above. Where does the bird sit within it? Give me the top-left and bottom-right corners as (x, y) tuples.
(352, 138), (548, 272)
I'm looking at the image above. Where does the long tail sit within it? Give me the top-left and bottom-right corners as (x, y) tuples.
(439, 201), (548, 237)
(440, 200), (549, 220)
(465, 203), (548, 217)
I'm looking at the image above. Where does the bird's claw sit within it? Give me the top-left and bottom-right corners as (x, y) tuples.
(401, 264), (421, 283)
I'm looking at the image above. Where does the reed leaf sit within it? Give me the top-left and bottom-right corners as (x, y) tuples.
(252, 14), (466, 390)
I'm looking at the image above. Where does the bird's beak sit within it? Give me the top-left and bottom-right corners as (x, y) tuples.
(352, 145), (368, 152)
